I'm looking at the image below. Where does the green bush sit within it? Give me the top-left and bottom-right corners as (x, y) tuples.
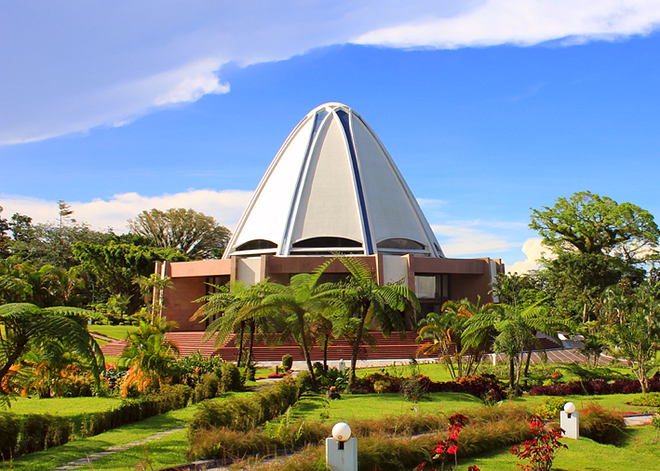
(220, 362), (243, 392)
(295, 370), (313, 392)
(189, 378), (301, 432)
(0, 414), (19, 460)
(631, 392), (660, 407)
(281, 354), (294, 371)
(534, 396), (568, 420)
(194, 373), (220, 402)
(579, 403), (626, 444)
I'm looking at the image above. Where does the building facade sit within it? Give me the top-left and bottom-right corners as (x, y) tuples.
(159, 103), (504, 330)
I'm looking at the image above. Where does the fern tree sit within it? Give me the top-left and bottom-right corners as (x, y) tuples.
(334, 256), (420, 387)
(417, 297), (496, 380)
(463, 301), (569, 395)
(0, 303), (104, 398)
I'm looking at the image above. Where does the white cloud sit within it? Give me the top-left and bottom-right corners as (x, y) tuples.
(0, 190), (253, 234)
(354, 0), (660, 47)
(2, 1), (660, 145)
(507, 237), (552, 274)
(432, 223), (519, 256)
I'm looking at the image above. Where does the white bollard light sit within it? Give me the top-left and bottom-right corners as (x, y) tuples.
(326, 422), (357, 471)
(560, 402), (579, 439)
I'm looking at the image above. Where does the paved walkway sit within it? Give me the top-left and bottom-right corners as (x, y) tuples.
(52, 425), (185, 470)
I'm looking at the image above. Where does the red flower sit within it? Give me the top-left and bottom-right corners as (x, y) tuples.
(447, 445), (458, 455)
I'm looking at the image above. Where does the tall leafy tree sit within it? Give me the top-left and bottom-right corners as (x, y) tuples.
(600, 281), (660, 393)
(530, 191), (659, 259)
(73, 242), (187, 313)
(0, 303), (104, 398)
(530, 192), (657, 320)
(128, 208), (231, 259)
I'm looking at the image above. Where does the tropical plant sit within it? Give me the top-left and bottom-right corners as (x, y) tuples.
(332, 256), (420, 387)
(119, 317), (179, 396)
(193, 280), (281, 369)
(417, 297), (496, 380)
(463, 300), (570, 394)
(0, 303), (104, 399)
(600, 280), (660, 393)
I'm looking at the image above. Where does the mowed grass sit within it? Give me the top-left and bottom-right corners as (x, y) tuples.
(284, 391), (485, 424)
(462, 426), (660, 471)
(5, 392), (253, 471)
(88, 324), (137, 340)
(356, 361), (455, 382)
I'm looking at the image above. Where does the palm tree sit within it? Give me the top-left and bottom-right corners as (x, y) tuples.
(417, 297), (496, 380)
(333, 256), (420, 387)
(0, 303), (104, 398)
(192, 280), (281, 368)
(120, 316), (179, 395)
(463, 300), (568, 395)
(256, 261), (341, 390)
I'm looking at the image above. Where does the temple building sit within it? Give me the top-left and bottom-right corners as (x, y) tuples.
(158, 103), (504, 331)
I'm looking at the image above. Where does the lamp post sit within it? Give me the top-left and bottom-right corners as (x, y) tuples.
(326, 422), (357, 471)
(560, 402), (579, 439)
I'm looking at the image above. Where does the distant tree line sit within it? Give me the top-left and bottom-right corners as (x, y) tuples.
(0, 203), (231, 319)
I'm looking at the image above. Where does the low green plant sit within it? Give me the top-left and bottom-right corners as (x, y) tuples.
(631, 392), (660, 407)
(579, 403), (626, 444)
(281, 354), (294, 371)
(534, 396), (567, 421)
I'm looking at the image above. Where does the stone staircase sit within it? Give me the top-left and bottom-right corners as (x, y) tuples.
(100, 331), (564, 362)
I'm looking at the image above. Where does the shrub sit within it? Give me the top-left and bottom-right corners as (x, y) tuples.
(579, 403), (626, 444)
(189, 378), (301, 432)
(0, 414), (19, 460)
(281, 354), (294, 371)
(632, 392), (660, 407)
(220, 362), (242, 393)
(534, 396), (568, 421)
(296, 370), (313, 392)
(194, 373), (221, 402)
(510, 416), (567, 471)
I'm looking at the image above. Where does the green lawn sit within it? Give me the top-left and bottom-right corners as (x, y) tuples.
(88, 325), (137, 340)
(356, 361), (455, 382)
(7, 396), (123, 417)
(462, 426), (660, 471)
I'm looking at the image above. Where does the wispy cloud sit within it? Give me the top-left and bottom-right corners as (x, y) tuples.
(0, 190), (253, 233)
(2, 1), (659, 145)
(431, 223), (520, 256)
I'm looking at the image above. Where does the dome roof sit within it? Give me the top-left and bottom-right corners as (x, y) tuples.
(223, 103), (444, 258)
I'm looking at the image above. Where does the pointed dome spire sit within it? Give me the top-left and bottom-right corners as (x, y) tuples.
(224, 103), (444, 258)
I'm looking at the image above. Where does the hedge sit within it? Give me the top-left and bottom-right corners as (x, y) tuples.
(189, 377), (302, 432)
(528, 378), (660, 396)
(0, 384), (194, 460)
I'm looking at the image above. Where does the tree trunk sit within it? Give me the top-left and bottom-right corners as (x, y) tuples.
(236, 322), (245, 367)
(349, 305), (369, 387)
(323, 334), (329, 373)
(523, 345), (533, 378)
(297, 310), (318, 391)
(246, 320), (255, 367)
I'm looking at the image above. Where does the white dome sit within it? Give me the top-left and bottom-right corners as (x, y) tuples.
(224, 103), (444, 258)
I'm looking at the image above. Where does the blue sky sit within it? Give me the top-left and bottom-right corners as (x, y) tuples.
(2, 1), (660, 272)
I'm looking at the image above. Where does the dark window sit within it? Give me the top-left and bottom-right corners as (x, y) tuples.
(235, 239), (277, 251)
(292, 237), (362, 248)
(377, 238), (426, 251)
